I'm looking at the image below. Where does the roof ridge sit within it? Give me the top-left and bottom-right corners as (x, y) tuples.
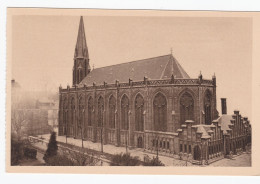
(172, 55), (190, 78)
(91, 54), (172, 71)
(160, 55), (172, 79)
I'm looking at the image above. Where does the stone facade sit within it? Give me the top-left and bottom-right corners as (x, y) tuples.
(58, 76), (218, 153)
(58, 16), (251, 165)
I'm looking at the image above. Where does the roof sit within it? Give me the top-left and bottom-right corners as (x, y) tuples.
(79, 54), (190, 86)
(192, 124), (215, 139)
(215, 115), (233, 134)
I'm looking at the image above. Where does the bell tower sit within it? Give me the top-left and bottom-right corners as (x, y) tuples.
(73, 16), (90, 86)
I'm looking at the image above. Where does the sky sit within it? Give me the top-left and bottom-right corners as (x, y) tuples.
(11, 15), (252, 118)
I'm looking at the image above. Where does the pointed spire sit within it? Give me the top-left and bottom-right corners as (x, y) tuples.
(74, 16), (89, 59)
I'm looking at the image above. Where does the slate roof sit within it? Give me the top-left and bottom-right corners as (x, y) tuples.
(192, 124), (215, 139)
(79, 54), (189, 86)
(215, 115), (233, 134)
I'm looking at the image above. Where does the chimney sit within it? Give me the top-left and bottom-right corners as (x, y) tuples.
(221, 98), (227, 115)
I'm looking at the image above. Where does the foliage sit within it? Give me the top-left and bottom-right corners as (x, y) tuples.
(110, 153), (141, 166)
(45, 149), (98, 166)
(24, 147), (37, 159)
(143, 155), (165, 166)
(43, 132), (58, 163)
(11, 109), (29, 141)
(11, 139), (24, 165)
(11, 136), (33, 165)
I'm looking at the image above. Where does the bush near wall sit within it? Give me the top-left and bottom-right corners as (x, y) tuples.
(11, 139), (24, 165)
(143, 155), (165, 166)
(24, 147), (37, 159)
(110, 153), (141, 166)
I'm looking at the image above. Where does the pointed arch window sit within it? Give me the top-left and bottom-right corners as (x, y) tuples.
(109, 95), (116, 129)
(97, 96), (104, 127)
(204, 90), (212, 125)
(180, 92), (194, 124)
(78, 96), (85, 129)
(121, 95), (129, 130)
(63, 98), (68, 134)
(70, 97), (75, 125)
(135, 94), (144, 131)
(88, 97), (94, 126)
(153, 93), (167, 132)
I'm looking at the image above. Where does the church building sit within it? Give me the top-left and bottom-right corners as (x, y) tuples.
(58, 16), (251, 164)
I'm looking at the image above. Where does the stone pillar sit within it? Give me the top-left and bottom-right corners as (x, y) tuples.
(143, 110), (146, 150)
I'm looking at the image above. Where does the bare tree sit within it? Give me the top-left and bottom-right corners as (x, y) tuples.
(11, 109), (29, 141)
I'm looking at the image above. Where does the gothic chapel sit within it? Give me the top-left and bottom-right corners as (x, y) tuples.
(59, 16), (251, 164)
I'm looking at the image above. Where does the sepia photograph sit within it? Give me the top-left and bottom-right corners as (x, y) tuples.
(5, 8), (260, 175)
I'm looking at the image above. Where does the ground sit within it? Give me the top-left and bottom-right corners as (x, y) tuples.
(31, 134), (251, 167)
(210, 153), (251, 167)
(18, 152), (45, 166)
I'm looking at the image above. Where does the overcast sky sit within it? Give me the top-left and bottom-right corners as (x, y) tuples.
(11, 15), (252, 118)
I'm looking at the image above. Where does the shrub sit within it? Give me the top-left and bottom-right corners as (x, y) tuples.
(143, 155), (165, 166)
(43, 132), (58, 163)
(24, 147), (37, 159)
(45, 149), (98, 166)
(11, 139), (23, 165)
(110, 153), (140, 166)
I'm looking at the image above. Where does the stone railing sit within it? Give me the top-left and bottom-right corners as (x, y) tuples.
(86, 126), (94, 141)
(60, 78), (214, 93)
(119, 130), (129, 146)
(144, 130), (177, 154)
(107, 128), (116, 145)
(133, 131), (145, 148)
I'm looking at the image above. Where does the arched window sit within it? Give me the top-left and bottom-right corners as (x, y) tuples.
(78, 96), (85, 129)
(121, 95), (129, 130)
(109, 95), (116, 128)
(70, 97), (75, 125)
(88, 97), (93, 126)
(63, 98), (68, 134)
(180, 92), (194, 124)
(204, 90), (212, 125)
(153, 93), (167, 132)
(97, 96), (104, 127)
(135, 94), (144, 131)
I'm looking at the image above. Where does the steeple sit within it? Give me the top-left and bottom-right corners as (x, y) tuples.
(74, 16), (89, 59)
(73, 16), (91, 86)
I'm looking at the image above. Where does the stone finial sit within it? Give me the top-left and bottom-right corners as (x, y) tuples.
(115, 80), (119, 87)
(144, 76), (148, 85)
(104, 81), (107, 87)
(93, 82), (96, 87)
(129, 78), (133, 86)
(170, 74), (175, 84)
(198, 71), (203, 83)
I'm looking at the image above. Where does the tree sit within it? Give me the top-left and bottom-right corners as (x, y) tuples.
(11, 109), (29, 141)
(43, 132), (58, 163)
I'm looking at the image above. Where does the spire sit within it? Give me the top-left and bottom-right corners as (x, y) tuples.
(74, 16), (89, 59)
(72, 16), (91, 86)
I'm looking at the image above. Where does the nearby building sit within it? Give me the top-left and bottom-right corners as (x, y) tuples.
(58, 16), (251, 164)
(11, 80), (52, 137)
